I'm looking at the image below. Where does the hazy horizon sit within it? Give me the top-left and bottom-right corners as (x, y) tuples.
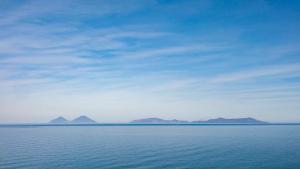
(1, 0), (300, 123)
(0, 115), (275, 124)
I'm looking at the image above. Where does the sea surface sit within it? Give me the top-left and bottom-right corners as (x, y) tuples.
(0, 125), (300, 169)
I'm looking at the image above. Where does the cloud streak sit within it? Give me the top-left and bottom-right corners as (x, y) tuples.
(0, 0), (300, 122)
(211, 63), (300, 83)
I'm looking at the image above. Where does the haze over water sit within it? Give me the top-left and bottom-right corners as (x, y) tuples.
(1, 125), (300, 169)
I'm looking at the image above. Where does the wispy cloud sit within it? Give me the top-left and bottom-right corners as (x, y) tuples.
(120, 44), (227, 59)
(0, 0), (151, 26)
(1, 0), (300, 122)
(211, 63), (300, 83)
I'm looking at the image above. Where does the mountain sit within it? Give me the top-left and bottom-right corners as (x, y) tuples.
(193, 117), (267, 124)
(49, 116), (69, 124)
(131, 117), (267, 124)
(71, 115), (97, 124)
(131, 118), (189, 124)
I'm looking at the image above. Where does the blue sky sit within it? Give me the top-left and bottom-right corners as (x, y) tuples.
(0, 0), (300, 123)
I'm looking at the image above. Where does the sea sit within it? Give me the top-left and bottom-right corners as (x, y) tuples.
(0, 124), (300, 169)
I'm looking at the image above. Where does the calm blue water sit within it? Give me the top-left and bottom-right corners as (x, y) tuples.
(0, 125), (300, 169)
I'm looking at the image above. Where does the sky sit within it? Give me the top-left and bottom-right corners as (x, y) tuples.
(0, 0), (300, 123)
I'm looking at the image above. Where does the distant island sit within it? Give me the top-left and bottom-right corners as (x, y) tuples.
(130, 117), (267, 124)
(130, 118), (189, 124)
(49, 116), (267, 124)
(192, 117), (267, 124)
(49, 115), (97, 124)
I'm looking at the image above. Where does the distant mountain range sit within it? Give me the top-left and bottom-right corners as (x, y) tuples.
(130, 117), (267, 124)
(192, 117), (267, 124)
(49, 115), (97, 124)
(130, 118), (189, 124)
(49, 116), (267, 124)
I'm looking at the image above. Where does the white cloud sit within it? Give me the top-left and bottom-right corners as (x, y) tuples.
(211, 63), (300, 83)
(120, 44), (227, 59)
